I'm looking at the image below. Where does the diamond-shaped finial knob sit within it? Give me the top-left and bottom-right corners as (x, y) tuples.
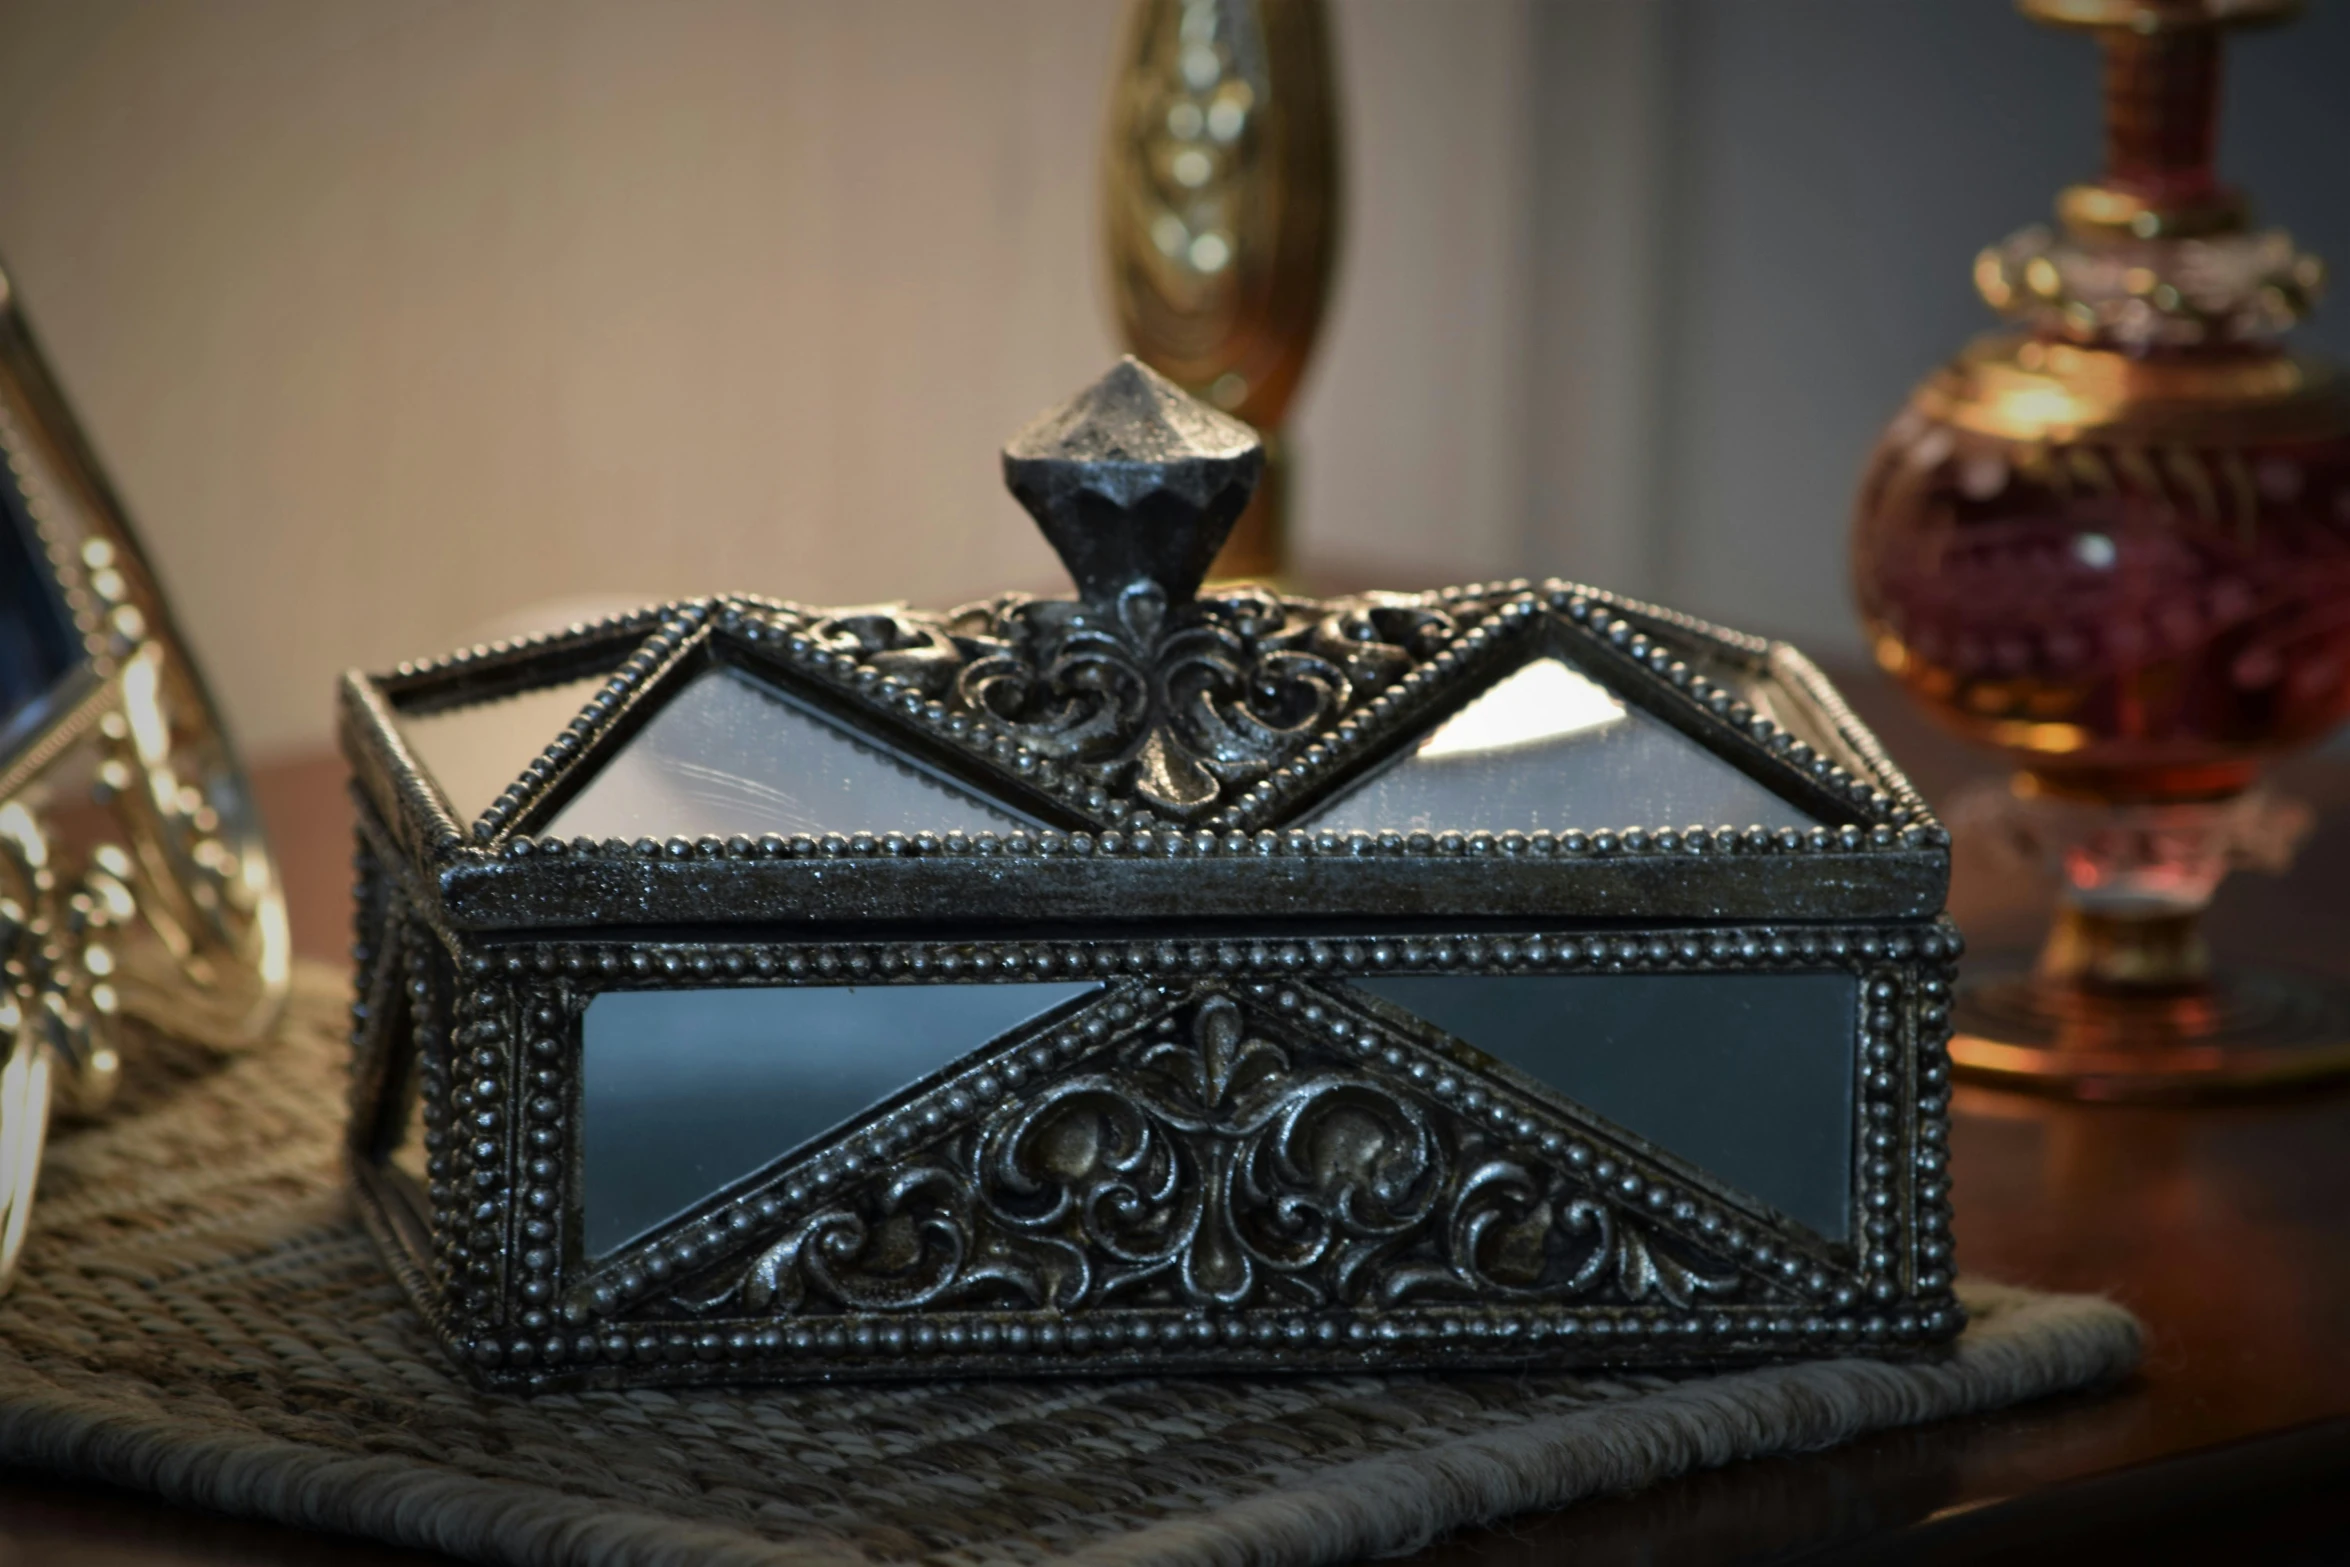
(1002, 356), (1265, 609)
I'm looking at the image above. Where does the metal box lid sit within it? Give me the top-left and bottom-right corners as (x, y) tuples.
(342, 359), (1948, 937)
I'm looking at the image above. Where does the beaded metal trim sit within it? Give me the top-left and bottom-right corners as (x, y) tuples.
(347, 801), (1961, 1394)
(339, 580), (1948, 931)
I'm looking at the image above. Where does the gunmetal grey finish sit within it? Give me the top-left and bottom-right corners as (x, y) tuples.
(1001, 355), (1263, 609)
(1351, 972), (1856, 1240)
(580, 980), (1099, 1256)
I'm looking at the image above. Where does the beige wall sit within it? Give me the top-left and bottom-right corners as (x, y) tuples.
(0, 0), (1542, 755)
(7, 2), (2344, 758)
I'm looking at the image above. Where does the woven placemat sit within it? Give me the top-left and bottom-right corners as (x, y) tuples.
(0, 965), (2138, 1567)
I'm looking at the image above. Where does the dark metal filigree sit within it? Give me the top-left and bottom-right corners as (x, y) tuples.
(790, 588), (1456, 819)
(756, 359), (1470, 819)
(673, 987), (1748, 1319)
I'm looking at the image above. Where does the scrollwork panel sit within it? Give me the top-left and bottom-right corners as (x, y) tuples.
(790, 587), (1459, 820)
(666, 985), (1764, 1322)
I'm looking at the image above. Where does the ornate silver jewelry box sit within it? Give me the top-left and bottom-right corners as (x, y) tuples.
(342, 359), (1962, 1392)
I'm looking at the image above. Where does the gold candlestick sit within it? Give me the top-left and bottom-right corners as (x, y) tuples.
(1102, 0), (1340, 584)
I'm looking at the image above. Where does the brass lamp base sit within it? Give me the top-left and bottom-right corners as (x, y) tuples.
(1207, 433), (1289, 586)
(1952, 909), (2350, 1099)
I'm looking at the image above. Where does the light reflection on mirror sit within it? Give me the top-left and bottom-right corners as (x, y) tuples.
(1414, 657), (1626, 758)
(1305, 656), (1818, 835)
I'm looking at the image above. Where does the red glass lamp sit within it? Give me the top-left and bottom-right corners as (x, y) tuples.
(1852, 0), (2350, 1095)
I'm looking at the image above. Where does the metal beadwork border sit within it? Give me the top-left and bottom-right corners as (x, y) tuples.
(347, 799), (1960, 1393)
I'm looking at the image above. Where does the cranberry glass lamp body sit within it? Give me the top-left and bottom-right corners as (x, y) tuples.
(1852, 0), (2350, 1094)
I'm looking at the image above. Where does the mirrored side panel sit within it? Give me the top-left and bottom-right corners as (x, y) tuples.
(348, 908), (441, 1272)
(1352, 971), (1857, 1240)
(581, 980), (1101, 1258)
(550, 666), (1035, 841)
(386, 1053), (429, 1188)
(0, 470), (84, 759)
(1304, 657), (1817, 835)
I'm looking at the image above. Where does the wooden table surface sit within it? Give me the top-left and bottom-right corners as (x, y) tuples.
(3, 666), (2347, 1564)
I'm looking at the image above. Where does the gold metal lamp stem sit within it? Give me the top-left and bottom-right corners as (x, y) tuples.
(1102, 0), (1340, 587)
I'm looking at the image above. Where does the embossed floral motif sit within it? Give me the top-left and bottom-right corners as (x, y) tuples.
(673, 986), (1748, 1319)
(717, 1167), (1005, 1315)
(1394, 1157), (1739, 1310)
(974, 992), (1443, 1307)
(795, 587), (1459, 819)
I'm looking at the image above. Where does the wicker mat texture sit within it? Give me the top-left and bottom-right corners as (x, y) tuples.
(0, 965), (2139, 1567)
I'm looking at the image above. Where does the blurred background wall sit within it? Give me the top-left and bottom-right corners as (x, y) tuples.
(0, 0), (2342, 757)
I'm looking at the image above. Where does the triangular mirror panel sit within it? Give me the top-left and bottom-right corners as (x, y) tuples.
(388, 1056), (429, 1188)
(0, 477), (84, 758)
(1303, 656), (1818, 834)
(549, 665), (1033, 841)
(580, 979), (1100, 1258)
(395, 676), (612, 825)
(1351, 972), (1856, 1240)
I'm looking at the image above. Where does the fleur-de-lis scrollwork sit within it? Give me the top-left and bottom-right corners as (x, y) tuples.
(939, 583), (1425, 818)
(984, 992), (1444, 1307)
(661, 988), (1747, 1322)
(698, 1165), (1077, 1316)
(1382, 1156), (1739, 1309)
(805, 610), (967, 700)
